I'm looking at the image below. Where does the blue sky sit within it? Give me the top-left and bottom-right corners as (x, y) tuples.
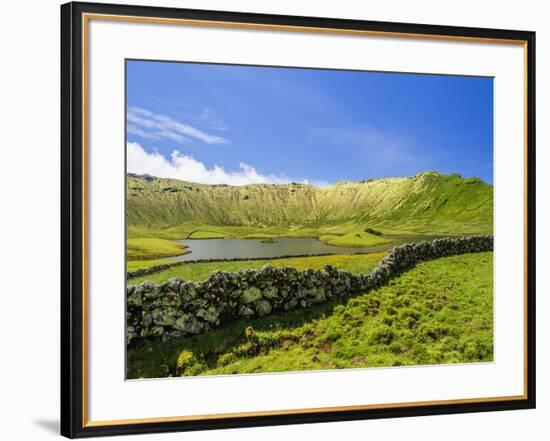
(126, 60), (493, 186)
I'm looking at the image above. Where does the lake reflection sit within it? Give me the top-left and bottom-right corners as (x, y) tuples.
(167, 236), (442, 262)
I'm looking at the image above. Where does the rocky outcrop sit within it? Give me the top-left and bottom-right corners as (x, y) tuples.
(126, 235), (493, 345)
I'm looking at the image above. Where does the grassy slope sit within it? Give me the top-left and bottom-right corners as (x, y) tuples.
(128, 252), (385, 285)
(127, 252), (493, 378)
(127, 259), (175, 272)
(320, 230), (390, 247)
(126, 238), (188, 260)
(127, 171), (493, 238)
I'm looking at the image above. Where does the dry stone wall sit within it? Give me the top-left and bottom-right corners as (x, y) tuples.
(127, 235), (493, 345)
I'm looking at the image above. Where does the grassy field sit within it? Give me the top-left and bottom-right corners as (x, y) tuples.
(320, 230), (390, 247)
(127, 259), (175, 272)
(127, 221), (418, 242)
(187, 230), (226, 239)
(128, 252), (385, 285)
(127, 238), (188, 260)
(127, 251), (493, 379)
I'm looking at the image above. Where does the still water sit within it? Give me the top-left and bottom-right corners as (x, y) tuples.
(167, 236), (442, 262)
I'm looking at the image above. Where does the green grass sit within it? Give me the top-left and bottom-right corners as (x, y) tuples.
(128, 252), (385, 285)
(187, 230), (226, 239)
(127, 251), (493, 379)
(126, 172), (493, 236)
(126, 238), (188, 260)
(128, 222), (370, 241)
(127, 259), (175, 272)
(320, 230), (390, 247)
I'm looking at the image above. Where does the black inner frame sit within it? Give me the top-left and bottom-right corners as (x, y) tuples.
(61, 2), (536, 438)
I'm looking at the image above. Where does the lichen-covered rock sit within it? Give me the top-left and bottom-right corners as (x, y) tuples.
(141, 281), (163, 299)
(126, 326), (137, 345)
(241, 287), (261, 304)
(254, 299), (272, 316)
(127, 286), (142, 307)
(180, 283), (198, 302)
(150, 325), (164, 337)
(173, 314), (204, 334)
(311, 287), (326, 303)
(142, 312), (153, 327)
(262, 286), (278, 299)
(196, 306), (219, 323)
(159, 290), (182, 307)
(238, 305), (255, 317)
(152, 307), (177, 326)
(161, 330), (185, 342)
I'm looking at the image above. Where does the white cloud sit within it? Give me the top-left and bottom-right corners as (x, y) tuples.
(127, 142), (300, 186)
(127, 122), (193, 144)
(127, 106), (228, 145)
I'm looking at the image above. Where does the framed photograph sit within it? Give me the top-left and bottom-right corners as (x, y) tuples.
(61, 2), (536, 438)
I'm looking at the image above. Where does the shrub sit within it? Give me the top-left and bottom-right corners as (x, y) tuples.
(370, 326), (396, 345)
(418, 324), (451, 342)
(461, 337), (493, 361)
(175, 350), (196, 375)
(218, 353), (237, 366)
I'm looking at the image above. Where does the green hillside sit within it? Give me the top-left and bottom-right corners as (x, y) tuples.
(127, 172), (493, 240)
